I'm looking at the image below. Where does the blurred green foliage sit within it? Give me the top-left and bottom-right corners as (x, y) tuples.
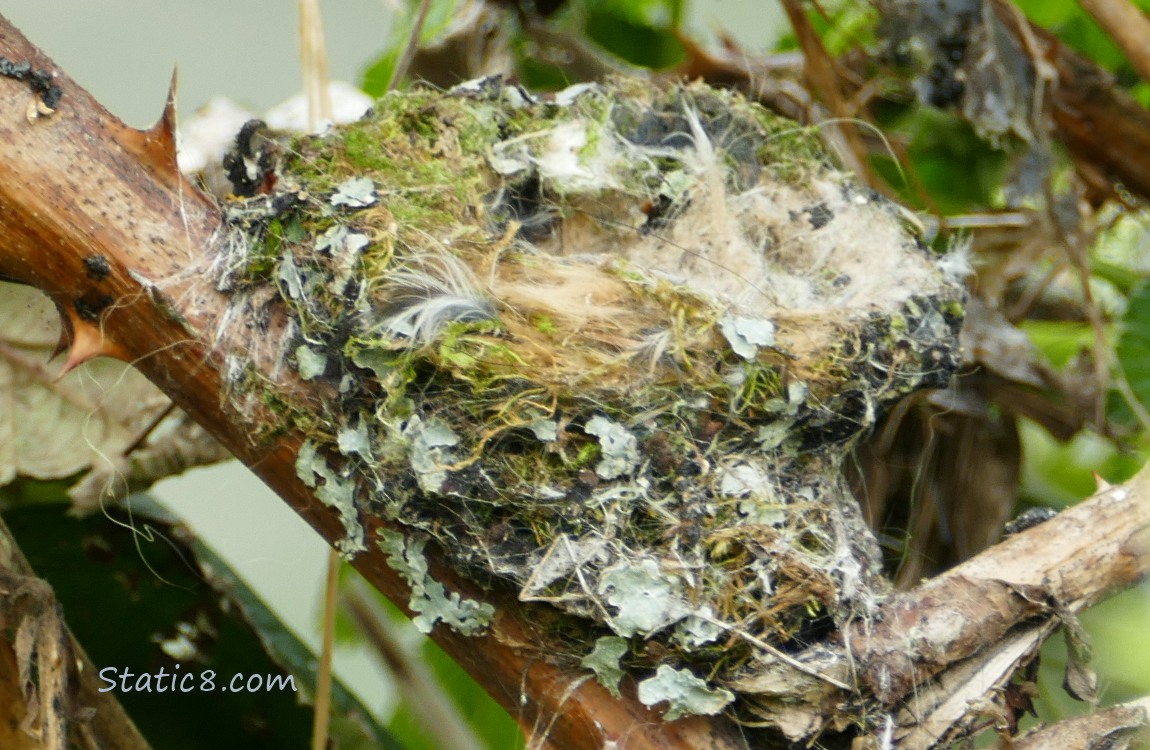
(0, 492), (396, 750)
(332, 564), (525, 750)
(1113, 283), (1150, 431)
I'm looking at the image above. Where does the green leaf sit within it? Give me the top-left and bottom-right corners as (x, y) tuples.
(385, 634), (524, 750)
(1021, 320), (1095, 369)
(361, 0), (467, 97)
(583, 1), (684, 69)
(337, 570), (522, 750)
(3, 494), (398, 750)
(1112, 282), (1150, 430)
(1015, 0), (1128, 72)
(870, 105), (1008, 213)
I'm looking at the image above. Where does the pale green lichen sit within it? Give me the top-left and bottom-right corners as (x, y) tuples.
(673, 607), (724, 648)
(584, 415), (640, 480)
(637, 665), (735, 720)
(295, 345), (327, 380)
(337, 418), (371, 458)
(330, 176), (378, 208)
(405, 416), (460, 494)
(377, 529), (494, 635)
(295, 439), (365, 555)
(718, 315), (777, 360)
(581, 636), (630, 699)
(598, 559), (690, 637)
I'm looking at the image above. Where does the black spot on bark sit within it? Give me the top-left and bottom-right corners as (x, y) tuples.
(74, 293), (114, 322)
(83, 254), (111, 281)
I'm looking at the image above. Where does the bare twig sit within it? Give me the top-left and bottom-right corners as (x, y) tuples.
(1014, 695), (1150, 749)
(297, 6), (338, 749)
(851, 464), (1150, 706)
(779, 0), (888, 194)
(388, 0), (432, 92)
(1078, 0), (1150, 85)
(309, 552), (338, 750)
(991, 0), (1150, 203)
(299, 0), (332, 127)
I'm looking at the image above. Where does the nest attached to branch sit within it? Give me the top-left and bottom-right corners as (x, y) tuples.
(207, 76), (966, 725)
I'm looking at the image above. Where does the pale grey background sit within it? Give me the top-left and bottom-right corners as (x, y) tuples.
(0, 0), (784, 722)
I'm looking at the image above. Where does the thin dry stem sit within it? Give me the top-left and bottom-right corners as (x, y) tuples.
(299, 0), (333, 128)
(310, 551), (339, 750)
(344, 582), (486, 750)
(388, 0), (432, 91)
(1078, 0), (1150, 85)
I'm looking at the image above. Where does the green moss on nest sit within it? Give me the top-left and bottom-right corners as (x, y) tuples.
(213, 76), (965, 727)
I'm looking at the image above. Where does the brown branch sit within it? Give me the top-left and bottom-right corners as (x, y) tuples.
(1077, 0), (1150, 85)
(0, 14), (747, 750)
(851, 468), (1150, 706)
(727, 466), (1150, 745)
(680, 2), (1150, 206)
(991, 0), (1150, 203)
(778, 0), (889, 195)
(1014, 696), (1150, 749)
(0, 516), (151, 750)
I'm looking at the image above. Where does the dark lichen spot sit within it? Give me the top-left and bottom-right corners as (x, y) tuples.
(0, 56), (62, 110)
(83, 254), (111, 281)
(73, 293), (114, 322)
(806, 202), (834, 229)
(798, 392), (870, 449)
(1004, 506), (1058, 535)
(490, 173), (556, 242)
(927, 62), (965, 108)
(788, 202), (835, 231)
(918, 345), (959, 389)
(223, 119), (276, 197)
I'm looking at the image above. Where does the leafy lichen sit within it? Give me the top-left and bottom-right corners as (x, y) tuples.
(580, 636), (629, 699)
(638, 665), (736, 720)
(377, 529), (495, 635)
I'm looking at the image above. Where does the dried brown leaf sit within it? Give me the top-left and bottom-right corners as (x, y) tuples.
(1060, 606), (1100, 703)
(0, 282), (170, 484)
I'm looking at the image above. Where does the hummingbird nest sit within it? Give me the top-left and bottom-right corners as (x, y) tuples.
(207, 76), (965, 727)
